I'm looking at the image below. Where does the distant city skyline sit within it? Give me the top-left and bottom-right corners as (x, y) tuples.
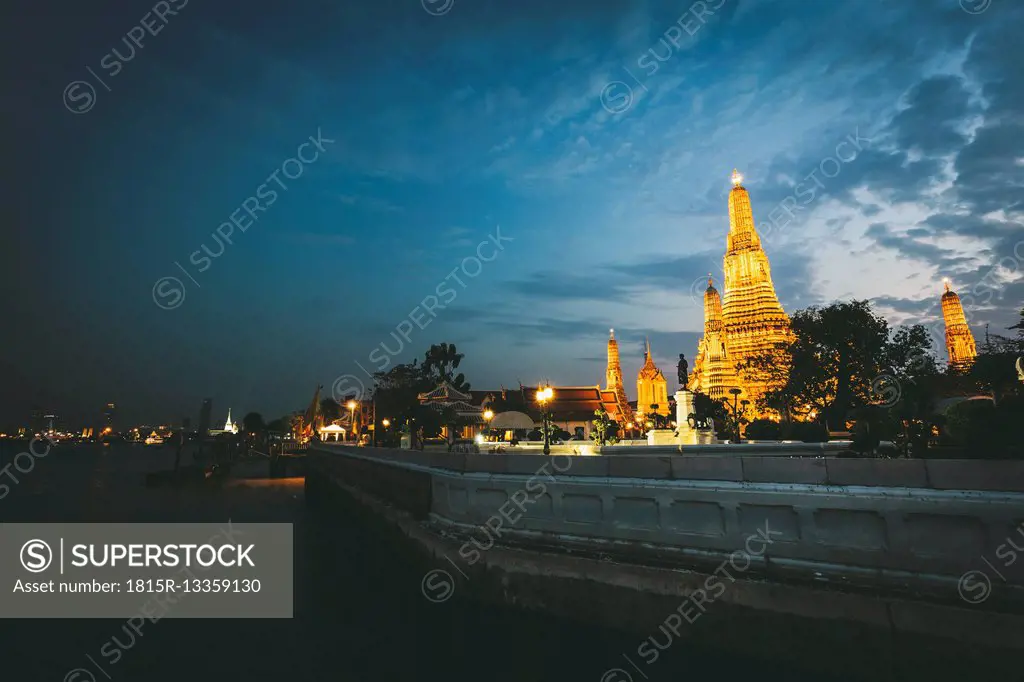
(4, 0), (1022, 426)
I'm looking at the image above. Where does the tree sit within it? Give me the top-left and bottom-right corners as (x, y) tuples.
(373, 360), (430, 434)
(689, 390), (729, 433)
(880, 324), (941, 456)
(242, 412), (265, 434)
(320, 399), (341, 423)
(647, 405), (669, 429)
(422, 342), (470, 391)
(737, 341), (794, 420)
(745, 418), (782, 440)
(590, 408), (620, 446)
(746, 301), (890, 431)
(265, 416), (291, 433)
(370, 342), (475, 444)
(970, 324), (1023, 405)
(1007, 307), (1024, 347)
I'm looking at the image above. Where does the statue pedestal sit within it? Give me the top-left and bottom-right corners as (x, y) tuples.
(675, 390), (698, 446)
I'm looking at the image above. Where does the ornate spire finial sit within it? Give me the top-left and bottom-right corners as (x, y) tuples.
(609, 328), (615, 338)
(943, 277), (951, 293)
(646, 337), (651, 357)
(731, 169), (743, 186)
(708, 273), (714, 288)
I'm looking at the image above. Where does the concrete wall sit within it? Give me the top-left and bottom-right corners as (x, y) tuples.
(311, 445), (1024, 602)
(306, 445), (1024, 681)
(313, 443), (1024, 490)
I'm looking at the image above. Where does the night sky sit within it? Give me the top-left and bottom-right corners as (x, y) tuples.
(3, 0), (1022, 428)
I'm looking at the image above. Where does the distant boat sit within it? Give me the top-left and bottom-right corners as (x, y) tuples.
(144, 432), (164, 447)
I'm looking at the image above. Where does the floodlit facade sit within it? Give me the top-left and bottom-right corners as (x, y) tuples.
(690, 275), (737, 401)
(636, 339), (670, 417)
(605, 329), (635, 423)
(941, 280), (977, 371)
(690, 170), (792, 416)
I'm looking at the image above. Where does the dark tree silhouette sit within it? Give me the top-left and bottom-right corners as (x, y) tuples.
(743, 301), (890, 430)
(242, 412), (265, 434)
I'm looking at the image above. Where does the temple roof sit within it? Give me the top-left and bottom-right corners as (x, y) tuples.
(415, 383), (633, 424)
(417, 381), (473, 402)
(433, 400), (481, 414)
(638, 339), (666, 381)
(522, 385), (624, 422)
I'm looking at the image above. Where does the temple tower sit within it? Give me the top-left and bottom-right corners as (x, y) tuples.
(689, 275), (737, 401)
(720, 170), (791, 412)
(606, 329), (634, 423)
(637, 339), (670, 417)
(941, 280), (977, 371)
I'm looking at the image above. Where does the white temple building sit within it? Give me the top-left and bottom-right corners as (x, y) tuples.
(210, 409), (239, 435)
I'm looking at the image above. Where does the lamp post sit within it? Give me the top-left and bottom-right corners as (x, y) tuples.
(728, 388), (742, 443)
(347, 400), (357, 442)
(740, 400), (750, 444)
(535, 385), (553, 455)
(483, 409), (494, 442)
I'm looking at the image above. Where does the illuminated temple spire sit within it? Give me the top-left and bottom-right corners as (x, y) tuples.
(606, 329), (634, 422)
(689, 275), (737, 400)
(941, 279), (977, 371)
(637, 338), (669, 417)
(690, 170), (791, 416)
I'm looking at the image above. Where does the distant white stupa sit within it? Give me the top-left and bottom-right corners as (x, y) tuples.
(224, 409), (238, 434)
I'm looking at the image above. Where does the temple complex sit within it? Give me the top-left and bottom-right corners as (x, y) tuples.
(941, 280), (977, 371)
(636, 339), (670, 417)
(605, 329), (634, 423)
(689, 170), (792, 416)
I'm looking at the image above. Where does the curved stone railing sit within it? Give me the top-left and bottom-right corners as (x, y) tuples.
(309, 444), (1024, 608)
(307, 444), (1024, 678)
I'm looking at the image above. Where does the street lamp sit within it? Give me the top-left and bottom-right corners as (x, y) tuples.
(382, 418), (390, 428)
(535, 385), (554, 455)
(347, 400), (357, 442)
(483, 409), (494, 442)
(728, 388), (742, 443)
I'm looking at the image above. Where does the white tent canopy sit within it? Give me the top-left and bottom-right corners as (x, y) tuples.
(319, 423), (347, 441)
(489, 411), (535, 430)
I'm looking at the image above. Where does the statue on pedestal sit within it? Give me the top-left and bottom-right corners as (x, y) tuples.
(677, 353), (689, 390)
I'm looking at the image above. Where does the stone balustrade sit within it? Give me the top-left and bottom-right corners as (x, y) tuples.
(306, 444), (1024, 679)
(310, 444), (1024, 603)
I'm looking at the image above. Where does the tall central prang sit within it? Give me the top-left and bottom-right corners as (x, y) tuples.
(690, 170), (792, 416)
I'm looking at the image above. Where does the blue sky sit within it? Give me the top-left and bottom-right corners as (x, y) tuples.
(3, 0), (1022, 426)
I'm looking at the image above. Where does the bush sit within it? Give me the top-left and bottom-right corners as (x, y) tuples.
(744, 419), (782, 440)
(783, 421), (829, 443)
(945, 396), (1022, 459)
